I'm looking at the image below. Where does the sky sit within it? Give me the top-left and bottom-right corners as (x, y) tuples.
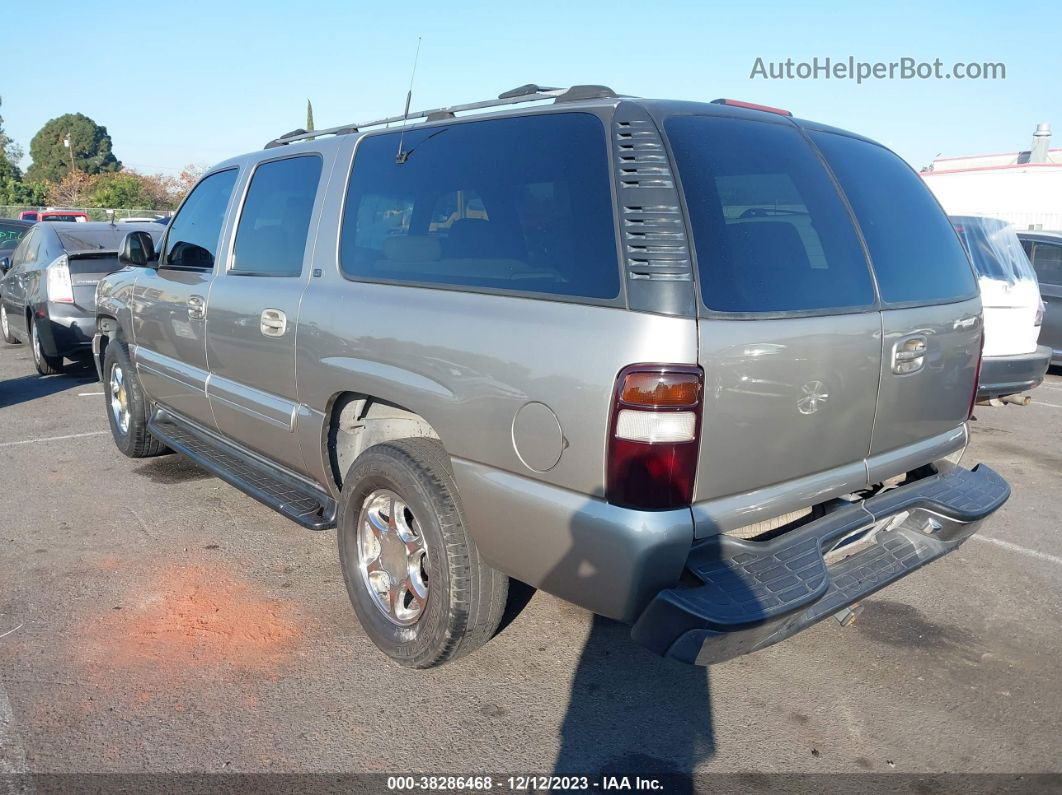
(3, 0), (1059, 177)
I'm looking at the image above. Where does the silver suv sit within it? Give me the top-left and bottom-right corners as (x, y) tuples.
(94, 84), (1009, 668)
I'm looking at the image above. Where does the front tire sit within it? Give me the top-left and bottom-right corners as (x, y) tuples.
(0, 304), (18, 345)
(338, 438), (508, 669)
(102, 340), (168, 458)
(30, 317), (63, 375)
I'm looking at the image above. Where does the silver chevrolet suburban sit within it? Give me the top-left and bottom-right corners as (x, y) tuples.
(94, 84), (1009, 668)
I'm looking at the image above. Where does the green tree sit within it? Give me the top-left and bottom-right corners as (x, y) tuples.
(25, 113), (121, 183)
(0, 174), (46, 206)
(0, 96), (23, 170)
(87, 171), (176, 210)
(88, 172), (150, 208)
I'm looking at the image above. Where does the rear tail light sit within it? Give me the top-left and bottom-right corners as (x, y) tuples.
(46, 255), (74, 304)
(606, 364), (703, 510)
(968, 330), (984, 420)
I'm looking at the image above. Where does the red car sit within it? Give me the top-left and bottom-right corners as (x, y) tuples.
(17, 209), (89, 223)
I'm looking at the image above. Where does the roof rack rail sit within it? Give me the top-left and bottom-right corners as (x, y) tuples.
(264, 83), (621, 148)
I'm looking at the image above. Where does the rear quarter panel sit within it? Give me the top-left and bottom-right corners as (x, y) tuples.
(294, 281), (697, 497)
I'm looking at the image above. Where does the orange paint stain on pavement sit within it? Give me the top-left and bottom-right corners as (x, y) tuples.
(87, 564), (300, 672)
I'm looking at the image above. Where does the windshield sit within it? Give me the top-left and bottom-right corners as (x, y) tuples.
(950, 216), (1037, 285)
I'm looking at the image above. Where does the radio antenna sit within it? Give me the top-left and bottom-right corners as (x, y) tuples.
(395, 36), (422, 164)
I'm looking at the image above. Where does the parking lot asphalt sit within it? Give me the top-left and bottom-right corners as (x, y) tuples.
(0, 342), (1060, 783)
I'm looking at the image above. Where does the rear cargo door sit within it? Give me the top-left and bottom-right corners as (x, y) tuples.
(809, 131), (982, 476)
(665, 115), (882, 515)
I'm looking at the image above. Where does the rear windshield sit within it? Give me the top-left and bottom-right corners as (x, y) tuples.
(56, 226), (160, 253)
(950, 216), (1037, 285)
(665, 115), (875, 313)
(339, 113), (620, 300)
(0, 222), (28, 245)
(810, 132), (977, 304)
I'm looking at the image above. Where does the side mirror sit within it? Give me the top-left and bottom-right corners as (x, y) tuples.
(0, 256), (11, 274)
(119, 231), (157, 268)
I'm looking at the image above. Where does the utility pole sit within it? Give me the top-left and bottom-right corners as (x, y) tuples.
(63, 134), (75, 175)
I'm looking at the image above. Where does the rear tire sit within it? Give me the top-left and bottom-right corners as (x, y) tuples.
(102, 340), (168, 458)
(0, 305), (18, 345)
(337, 438), (508, 669)
(30, 317), (63, 375)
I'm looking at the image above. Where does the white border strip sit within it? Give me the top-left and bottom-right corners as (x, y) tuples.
(971, 534), (1062, 567)
(0, 431), (108, 449)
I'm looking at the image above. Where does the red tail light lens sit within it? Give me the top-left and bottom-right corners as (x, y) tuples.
(606, 364), (703, 510)
(710, 98), (793, 116)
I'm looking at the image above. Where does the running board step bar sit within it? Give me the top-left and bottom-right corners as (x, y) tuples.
(147, 412), (336, 530)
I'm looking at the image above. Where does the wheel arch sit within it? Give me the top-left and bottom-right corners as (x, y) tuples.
(323, 390), (443, 491)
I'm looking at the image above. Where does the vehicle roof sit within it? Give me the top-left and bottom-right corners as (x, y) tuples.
(42, 221), (162, 254)
(1016, 230), (1062, 242)
(208, 95), (885, 174)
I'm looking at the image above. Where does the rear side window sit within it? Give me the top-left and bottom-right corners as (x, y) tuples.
(163, 169), (239, 270)
(232, 155), (322, 276)
(340, 113), (620, 300)
(810, 132), (977, 304)
(666, 116), (874, 313)
(1030, 241), (1062, 286)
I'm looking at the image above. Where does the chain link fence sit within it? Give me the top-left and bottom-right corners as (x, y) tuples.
(0, 205), (172, 222)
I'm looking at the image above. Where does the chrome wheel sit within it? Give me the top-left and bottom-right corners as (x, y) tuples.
(31, 321), (41, 362)
(1, 305), (9, 339)
(109, 363), (130, 434)
(357, 489), (429, 626)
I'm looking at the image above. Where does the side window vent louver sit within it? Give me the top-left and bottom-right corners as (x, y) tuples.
(612, 111), (694, 296)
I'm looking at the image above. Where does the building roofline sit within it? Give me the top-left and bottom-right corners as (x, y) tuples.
(932, 146), (1061, 163)
(924, 162), (1062, 177)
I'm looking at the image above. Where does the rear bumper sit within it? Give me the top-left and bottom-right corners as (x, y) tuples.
(36, 303), (95, 359)
(977, 346), (1052, 399)
(631, 463), (1009, 665)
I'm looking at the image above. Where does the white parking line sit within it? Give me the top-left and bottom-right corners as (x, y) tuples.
(1030, 401), (1062, 409)
(0, 682), (30, 788)
(0, 430), (108, 449)
(77, 392), (104, 397)
(972, 534), (1062, 567)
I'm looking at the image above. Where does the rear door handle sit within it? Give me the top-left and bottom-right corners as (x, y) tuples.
(260, 308), (287, 337)
(187, 295), (206, 320)
(891, 335), (928, 374)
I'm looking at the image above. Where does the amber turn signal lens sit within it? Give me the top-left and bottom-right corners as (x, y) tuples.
(619, 372), (700, 407)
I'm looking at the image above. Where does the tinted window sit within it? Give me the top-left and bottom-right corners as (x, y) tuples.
(10, 228), (37, 268)
(163, 169), (239, 269)
(232, 156), (322, 276)
(811, 132), (977, 304)
(1031, 241), (1062, 286)
(56, 227), (155, 253)
(340, 113), (619, 300)
(0, 222), (28, 246)
(666, 116), (874, 313)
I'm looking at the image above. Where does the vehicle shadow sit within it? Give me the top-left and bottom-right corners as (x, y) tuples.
(531, 499), (757, 791)
(0, 360), (98, 409)
(552, 615), (716, 791)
